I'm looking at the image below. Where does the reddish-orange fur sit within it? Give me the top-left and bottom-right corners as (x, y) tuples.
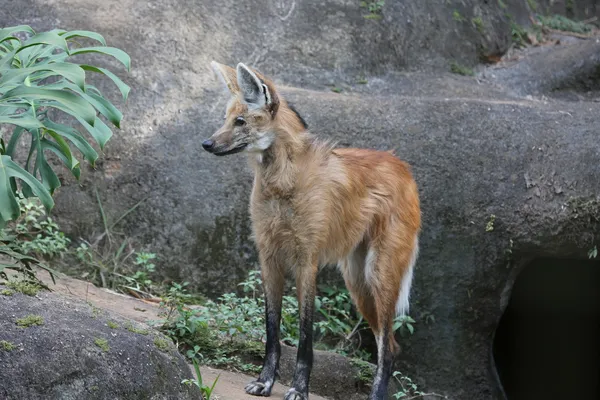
(207, 61), (421, 400)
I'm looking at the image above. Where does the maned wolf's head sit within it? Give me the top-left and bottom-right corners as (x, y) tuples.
(203, 61), (302, 156)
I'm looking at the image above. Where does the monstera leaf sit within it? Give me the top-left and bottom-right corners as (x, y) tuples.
(0, 25), (130, 227)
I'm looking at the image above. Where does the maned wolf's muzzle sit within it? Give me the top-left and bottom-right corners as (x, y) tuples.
(202, 138), (248, 156)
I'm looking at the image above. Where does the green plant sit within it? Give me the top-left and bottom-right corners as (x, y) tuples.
(453, 10), (466, 22)
(0, 25), (130, 225)
(351, 357), (375, 386)
(7, 193), (70, 257)
(393, 315), (416, 337)
(449, 61), (474, 76)
(485, 214), (496, 232)
(15, 314), (43, 327)
(88, 302), (102, 318)
(360, 1), (385, 19)
(122, 252), (157, 292)
(154, 336), (171, 352)
(5, 276), (44, 295)
(536, 14), (595, 34)
(182, 357), (220, 399)
(1, 288), (13, 295)
(498, 0), (507, 9)
(0, 25), (130, 282)
(589, 245), (597, 259)
(125, 321), (149, 335)
(0, 340), (15, 351)
(94, 337), (109, 352)
(511, 20), (528, 48)
(107, 320), (119, 329)
(0, 208), (57, 286)
(160, 281), (194, 320)
(158, 270), (416, 373)
(471, 17), (484, 33)
(71, 189), (148, 292)
(392, 371), (447, 399)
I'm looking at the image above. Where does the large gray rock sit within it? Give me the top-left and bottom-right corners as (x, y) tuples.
(2, 1), (600, 399)
(0, 286), (198, 400)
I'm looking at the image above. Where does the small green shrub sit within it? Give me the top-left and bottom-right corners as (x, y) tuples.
(6, 194), (70, 257)
(122, 252), (157, 292)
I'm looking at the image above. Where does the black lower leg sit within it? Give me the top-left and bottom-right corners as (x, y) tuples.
(261, 293), (282, 380)
(285, 272), (316, 399)
(370, 326), (395, 400)
(292, 299), (314, 393)
(245, 267), (283, 397)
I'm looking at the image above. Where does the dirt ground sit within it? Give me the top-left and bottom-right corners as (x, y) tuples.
(30, 269), (329, 400)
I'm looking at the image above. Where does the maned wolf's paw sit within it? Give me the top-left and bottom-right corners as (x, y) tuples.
(283, 388), (308, 400)
(245, 380), (273, 396)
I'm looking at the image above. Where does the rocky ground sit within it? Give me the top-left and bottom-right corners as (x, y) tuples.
(1, 269), (333, 400)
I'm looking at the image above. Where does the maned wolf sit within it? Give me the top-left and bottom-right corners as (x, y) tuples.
(203, 61), (421, 400)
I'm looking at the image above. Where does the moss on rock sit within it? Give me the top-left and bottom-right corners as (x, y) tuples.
(15, 315), (44, 328)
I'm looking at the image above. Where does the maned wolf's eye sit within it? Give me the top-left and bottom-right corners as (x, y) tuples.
(235, 117), (246, 126)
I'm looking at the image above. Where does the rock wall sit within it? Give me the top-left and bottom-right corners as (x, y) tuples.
(2, 1), (600, 398)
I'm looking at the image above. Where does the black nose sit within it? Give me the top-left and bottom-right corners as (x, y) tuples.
(202, 139), (215, 151)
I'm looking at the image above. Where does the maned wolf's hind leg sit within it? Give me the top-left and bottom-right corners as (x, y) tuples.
(343, 237), (417, 400)
(371, 237), (417, 400)
(245, 259), (285, 397)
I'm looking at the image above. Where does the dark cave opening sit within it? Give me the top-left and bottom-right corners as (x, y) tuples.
(493, 257), (600, 400)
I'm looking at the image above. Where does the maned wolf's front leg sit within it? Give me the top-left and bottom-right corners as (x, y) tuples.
(284, 263), (318, 400)
(246, 260), (284, 397)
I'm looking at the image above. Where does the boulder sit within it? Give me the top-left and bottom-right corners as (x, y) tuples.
(0, 285), (198, 400)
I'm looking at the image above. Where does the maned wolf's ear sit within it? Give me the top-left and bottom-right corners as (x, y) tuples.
(236, 62), (273, 110)
(210, 61), (239, 93)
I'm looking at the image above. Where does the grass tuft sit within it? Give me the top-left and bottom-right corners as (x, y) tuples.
(94, 337), (109, 352)
(0, 340), (15, 351)
(450, 61), (474, 76)
(16, 314), (44, 328)
(6, 279), (43, 296)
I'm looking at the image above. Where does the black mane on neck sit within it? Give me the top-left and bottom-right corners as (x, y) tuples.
(287, 102), (308, 129)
